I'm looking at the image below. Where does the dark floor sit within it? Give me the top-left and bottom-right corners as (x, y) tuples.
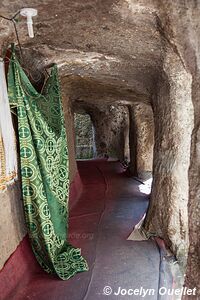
(14, 161), (171, 300)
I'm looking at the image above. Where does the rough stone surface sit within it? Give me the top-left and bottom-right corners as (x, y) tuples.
(0, 182), (26, 270)
(150, 2), (200, 296)
(144, 48), (194, 272)
(129, 103), (154, 179)
(73, 102), (129, 161)
(0, 0), (200, 296)
(0, 0), (163, 107)
(90, 105), (129, 160)
(74, 113), (95, 159)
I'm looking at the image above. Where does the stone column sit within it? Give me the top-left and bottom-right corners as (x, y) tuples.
(143, 49), (194, 269)
(128, 106), (137, 176)
(129, 103), (154, 180)
(184, 71), (200, 297)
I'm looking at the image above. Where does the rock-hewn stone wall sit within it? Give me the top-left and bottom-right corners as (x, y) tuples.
(154, 1), (200, 295)
(90, 105), (129, 161)
(144, 49), (193, 271)
(0, 182), (26, 270)
(1, 0), (200, 295)
(129, 103), (154, 179)
(74, 113), (95, 159)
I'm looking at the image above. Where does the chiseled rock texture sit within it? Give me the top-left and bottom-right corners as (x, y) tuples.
(129, 103), (154, 180)
(0, 182), (26, 270)
(73, 102), (129, 160)
(90, 104), (129, 160)
(0, 0), (200, 296)
(144, 47), (193, 268)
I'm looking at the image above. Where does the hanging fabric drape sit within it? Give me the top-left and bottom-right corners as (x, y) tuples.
(0, 60), (17, 191)
(8, 49), (88, 279)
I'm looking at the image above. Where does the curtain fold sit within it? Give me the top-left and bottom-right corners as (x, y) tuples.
(7, 50), (88, 279)
(0, 60), (17, 191)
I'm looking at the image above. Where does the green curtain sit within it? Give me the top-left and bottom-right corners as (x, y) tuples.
(8, 49), (88, 279)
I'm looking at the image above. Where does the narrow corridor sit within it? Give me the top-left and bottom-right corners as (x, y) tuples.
(12, 161), (171, 300)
